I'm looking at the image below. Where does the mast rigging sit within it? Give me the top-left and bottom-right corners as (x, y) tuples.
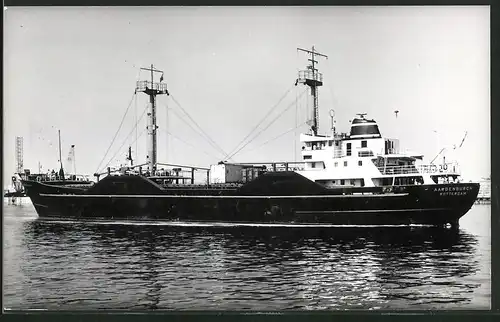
(136, 64), (169, 174)
(296, 46), (328, 136)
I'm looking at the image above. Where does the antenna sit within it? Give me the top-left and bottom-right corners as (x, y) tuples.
(73, 145), (77, 175)
(458, 131), (468, 148)
(58, 130), (65, 181)
(296, 46), (328, 136)
(329, 109), (336, 136)
(136, 65), (169, 174)
(126, 146), (134, 166)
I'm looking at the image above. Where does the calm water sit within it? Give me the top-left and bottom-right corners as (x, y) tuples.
(3, 200), (491, 311)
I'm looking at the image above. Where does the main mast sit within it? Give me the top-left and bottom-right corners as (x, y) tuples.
(296, 46), (328, 136)
(136, 64), (169, 174)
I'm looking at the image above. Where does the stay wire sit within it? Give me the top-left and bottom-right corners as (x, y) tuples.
(295, 84), (299, 161)
(159, 102), (227, 161)
(169, 95), (228, 159)
(228, 88), (308, 159)
(101, 104), (148, 172)
(135, 87), (138, 162)
(102, 104), (148, 171)
(95, 91), (137, 173)
(295, 49), (299, 161)
(162, 96), (228, 159)
(158, 99), (217, 157)
(111, 127), (147, 168)
(165, 99), (169, 163)
(159, 107), (221, 160)
(159, 128), (219, 161)
(223, 85), (295, 160)
(243, 121), (309, 154)
(324, 58), (341, 119)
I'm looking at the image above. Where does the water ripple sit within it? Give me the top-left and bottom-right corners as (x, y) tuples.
(3, 203), (491, 310)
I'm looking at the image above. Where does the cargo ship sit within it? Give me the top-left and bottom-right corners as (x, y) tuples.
(21, 47), (479, 227)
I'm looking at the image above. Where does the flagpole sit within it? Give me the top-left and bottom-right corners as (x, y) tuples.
(58, 130), (66, 181)
(73, 145), (77, 176)
(58, 130), (62, 169)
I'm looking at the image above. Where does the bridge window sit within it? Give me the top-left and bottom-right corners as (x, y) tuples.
(344, 161), (348, 167)
(334, 162), (338, 167)
(311, 162), (316, 168)
(361, 140), (367, 148)
(328, 140), (333, 146)
(304, 155), (312, 160)
(350, 124), (381, 137)
(341, 179), (345, 185)
(359, 151), (374, 157)
(358, 160), (363, 166)
(347, 143), (352, 156)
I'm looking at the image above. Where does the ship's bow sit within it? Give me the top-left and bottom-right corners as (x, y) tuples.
(423, 182), (480, 226)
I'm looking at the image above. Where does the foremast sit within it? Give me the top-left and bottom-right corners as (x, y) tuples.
(296, 46), (328, 136)
(135, 65), (169, 174)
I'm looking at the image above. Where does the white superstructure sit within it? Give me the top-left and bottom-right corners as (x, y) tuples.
(295, 113), (461, 188)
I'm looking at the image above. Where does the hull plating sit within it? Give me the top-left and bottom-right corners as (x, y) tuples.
(22, 173), (479, 227)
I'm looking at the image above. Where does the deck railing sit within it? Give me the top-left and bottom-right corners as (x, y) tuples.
(302, 143), (421, 157)
(377, 162), (460, 176)
(95, 162), (211, 185)
(416, 162), (460, 175)
(135, 80), (168, 93)
(22, 173), (92, 182)
(377, 165), (419, 175)
(297, 70), (323, 83)
(302, 146), (375, 158)
(235, 161), (306, 173)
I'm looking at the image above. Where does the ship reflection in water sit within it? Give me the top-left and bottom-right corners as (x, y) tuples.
(3, 205), (490, 311)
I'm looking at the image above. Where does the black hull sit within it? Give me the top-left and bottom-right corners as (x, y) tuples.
(4, 179), (93, 198)
(22, 172), (479, 227)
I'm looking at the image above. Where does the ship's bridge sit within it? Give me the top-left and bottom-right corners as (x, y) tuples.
(299, 133), (345, 151)
(299, 133), (346, 166)
(349, 114), (382, 139)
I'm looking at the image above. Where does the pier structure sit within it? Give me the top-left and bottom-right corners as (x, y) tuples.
(476, 178), (491, 204)
(15, 136), (23, 174)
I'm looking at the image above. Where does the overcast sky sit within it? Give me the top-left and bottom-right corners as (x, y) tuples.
(3, 6), (489, 185)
